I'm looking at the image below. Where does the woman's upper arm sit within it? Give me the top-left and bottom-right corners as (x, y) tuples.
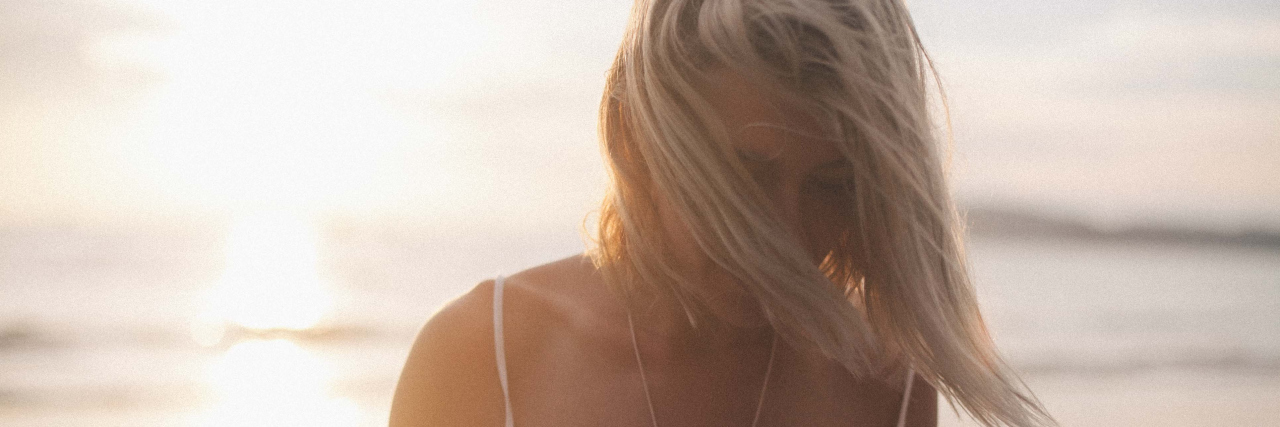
(390, 281), (504, 427)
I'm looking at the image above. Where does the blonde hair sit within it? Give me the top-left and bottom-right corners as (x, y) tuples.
(591, 0), (1054, 425)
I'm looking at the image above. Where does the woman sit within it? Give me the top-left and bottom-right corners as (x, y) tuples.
(391, 0), (1054, 425)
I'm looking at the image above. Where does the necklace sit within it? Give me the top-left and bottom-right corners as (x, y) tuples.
(625, 309), (778, 427)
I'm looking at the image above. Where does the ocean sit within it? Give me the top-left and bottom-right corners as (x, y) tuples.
(1, 221), (1277, 426)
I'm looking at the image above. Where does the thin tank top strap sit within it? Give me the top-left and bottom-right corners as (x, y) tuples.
(493, 276), (515, 427)
(895, 366), (916, 427)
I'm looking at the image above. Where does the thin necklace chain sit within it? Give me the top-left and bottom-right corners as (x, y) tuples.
(625, 309), (778, 427)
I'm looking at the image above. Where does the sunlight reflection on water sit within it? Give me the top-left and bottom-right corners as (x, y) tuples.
(192, 339), (361, 426)
(193, 212), (336, 345)
(184, 213), (367, 425)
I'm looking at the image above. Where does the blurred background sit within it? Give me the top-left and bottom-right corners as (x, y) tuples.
(0, 0), (1276, 425)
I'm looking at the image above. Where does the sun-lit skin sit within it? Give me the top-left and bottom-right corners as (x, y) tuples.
(390, 73), (936, 427)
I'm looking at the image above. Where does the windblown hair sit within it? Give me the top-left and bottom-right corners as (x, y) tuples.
(590, 0), (1054, 425)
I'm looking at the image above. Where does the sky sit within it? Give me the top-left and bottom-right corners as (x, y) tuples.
(0, 0), (1276, 232)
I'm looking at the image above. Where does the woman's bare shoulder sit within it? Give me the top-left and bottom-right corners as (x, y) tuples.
(389, 279), (505, 427)
(389, 255), (608, 426)
(499, 254), (623, 350)
(904, 371), (938, 427)
(504, 254), (613, 319)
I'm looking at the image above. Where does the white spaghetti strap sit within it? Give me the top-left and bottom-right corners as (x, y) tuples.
(895, 367), (916, 427)
(493, 276), (515, 427)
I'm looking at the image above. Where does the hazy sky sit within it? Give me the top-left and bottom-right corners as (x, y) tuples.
(1, 0), (1276, 231)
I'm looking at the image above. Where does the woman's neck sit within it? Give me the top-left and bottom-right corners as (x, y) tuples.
(625, 270), (774, 357)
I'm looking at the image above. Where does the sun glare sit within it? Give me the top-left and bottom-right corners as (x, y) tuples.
(194, 212), (335, 343)
(92, 0), (473, 220)
(195, 339), (360, 427)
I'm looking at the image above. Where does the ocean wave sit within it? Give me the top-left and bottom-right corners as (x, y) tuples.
(0, 320), (389, 351)
(1012, 352), (1280, 375)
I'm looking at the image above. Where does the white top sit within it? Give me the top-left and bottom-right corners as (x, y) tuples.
(494, 276), (515, 427)
(492, 275), (917, 427)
